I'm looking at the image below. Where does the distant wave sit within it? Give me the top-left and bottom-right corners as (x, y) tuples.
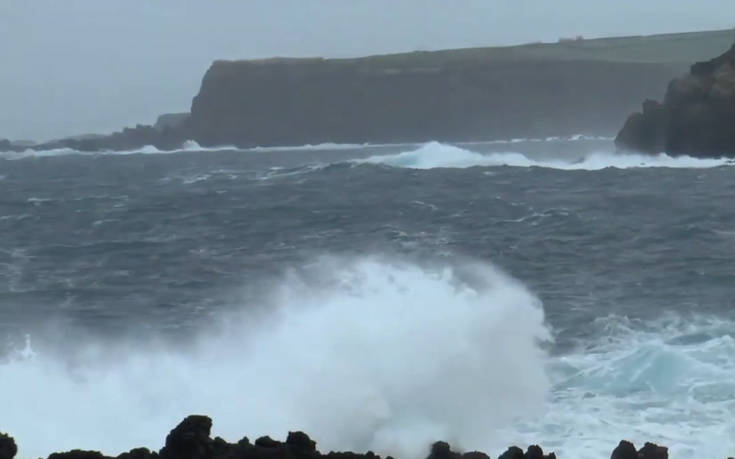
(356, 142), (735, 170)
(0, 141), (236, 160)
(462, 134), (615, 146)
(0, 141), (404, 160)
(0, 135), (611, 160)
(246, 142), (410, 152)
(246, 135), (611, 152)
(5, 138), (732, 170)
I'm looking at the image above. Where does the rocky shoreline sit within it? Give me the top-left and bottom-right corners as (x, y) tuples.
(0, 415), (677, 459)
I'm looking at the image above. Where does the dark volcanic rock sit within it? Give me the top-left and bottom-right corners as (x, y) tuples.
(523, 445), (555, 459)
(637, 443), (668, 459)
(255, 437), (282, 449)
(285, 432), (316, 451)
(0, 433), (17, 459)
(116, 448), (157, 459)
(48, 451), (108, 459)
(616, 43), (735, 157)
(427, 441), (458, 459)
(610, 440), (637, 459)
(5, 414), (682, 459)
(159, 415), (213, 459)
(498, 446), (524, 459)
(285, 431), (318, 459)
(461, 452), (490, 459)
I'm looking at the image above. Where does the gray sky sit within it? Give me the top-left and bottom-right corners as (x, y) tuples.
(1, 0), (734, 141)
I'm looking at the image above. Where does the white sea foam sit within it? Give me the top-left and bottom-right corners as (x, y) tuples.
(246, 142), (405, 152)
(0, 135), (611, 160)
(528, 314), (735, 459)
(0, 141), (395, 160)
(461, 134), (614, 146)
(1, 257), (550, 459)
(0, 141), (237, 160)
(358, 142), (735, 170)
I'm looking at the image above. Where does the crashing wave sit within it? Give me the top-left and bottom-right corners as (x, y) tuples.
(1, 256), (550, 459)
(356, 141), (735, 170)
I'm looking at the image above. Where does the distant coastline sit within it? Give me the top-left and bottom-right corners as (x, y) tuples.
(3, 28), (735, 154)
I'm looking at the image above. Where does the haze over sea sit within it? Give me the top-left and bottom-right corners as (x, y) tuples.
(2, 138), (735, 458)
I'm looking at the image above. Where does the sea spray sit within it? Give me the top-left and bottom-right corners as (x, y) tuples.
(0, 256), (551, 459)
(357, 141), (735, 170)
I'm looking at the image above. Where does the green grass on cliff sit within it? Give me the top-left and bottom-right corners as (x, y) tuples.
(237, 28), (735, 69)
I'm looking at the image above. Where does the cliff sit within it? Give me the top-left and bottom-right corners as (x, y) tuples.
(188, 57), (682, 147)
(0, 415), (675, 459)
(616, 43), (735, 157)
(185, 29), (735, 147)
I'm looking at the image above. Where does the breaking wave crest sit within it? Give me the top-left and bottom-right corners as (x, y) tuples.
(357, 142), (735, 170)
(246, 142), (412, 152)
(1, 257), (551, 459)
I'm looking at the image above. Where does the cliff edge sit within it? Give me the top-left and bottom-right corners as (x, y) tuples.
(616, 43), (735, 157)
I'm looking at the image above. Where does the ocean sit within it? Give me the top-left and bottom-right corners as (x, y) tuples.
(1, 138), (735, 458)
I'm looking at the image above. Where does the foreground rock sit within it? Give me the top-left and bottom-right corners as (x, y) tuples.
(616, 42), (735, 157)
(0, 433), (17, 459)
(0, 415), (680, 459)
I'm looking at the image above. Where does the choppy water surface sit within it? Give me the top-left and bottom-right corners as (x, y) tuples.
(2, 139), (735, 458)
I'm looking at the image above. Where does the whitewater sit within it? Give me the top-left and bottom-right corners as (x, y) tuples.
(1, 137), (734, 459)
(4, 138), (734, 170)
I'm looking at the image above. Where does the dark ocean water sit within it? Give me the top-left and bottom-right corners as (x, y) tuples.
(2, 139), (735, 458)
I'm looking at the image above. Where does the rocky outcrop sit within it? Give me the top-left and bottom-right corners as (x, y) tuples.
(616, 43), (735, 157)
(0, 433), (17, 459)
(188, 57), (682, 148)
(0, 415), (683, 459)
(31, 123), (190, 152)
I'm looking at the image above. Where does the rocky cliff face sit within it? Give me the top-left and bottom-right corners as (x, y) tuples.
(188, 57), (683, 148)
(0, 415), (676, 459)
(616, 43), (735, 157)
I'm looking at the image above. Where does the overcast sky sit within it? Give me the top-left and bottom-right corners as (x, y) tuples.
(1, 1), (734, 141)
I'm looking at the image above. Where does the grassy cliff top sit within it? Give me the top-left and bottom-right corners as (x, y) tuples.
(212, 28), (735, 70)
